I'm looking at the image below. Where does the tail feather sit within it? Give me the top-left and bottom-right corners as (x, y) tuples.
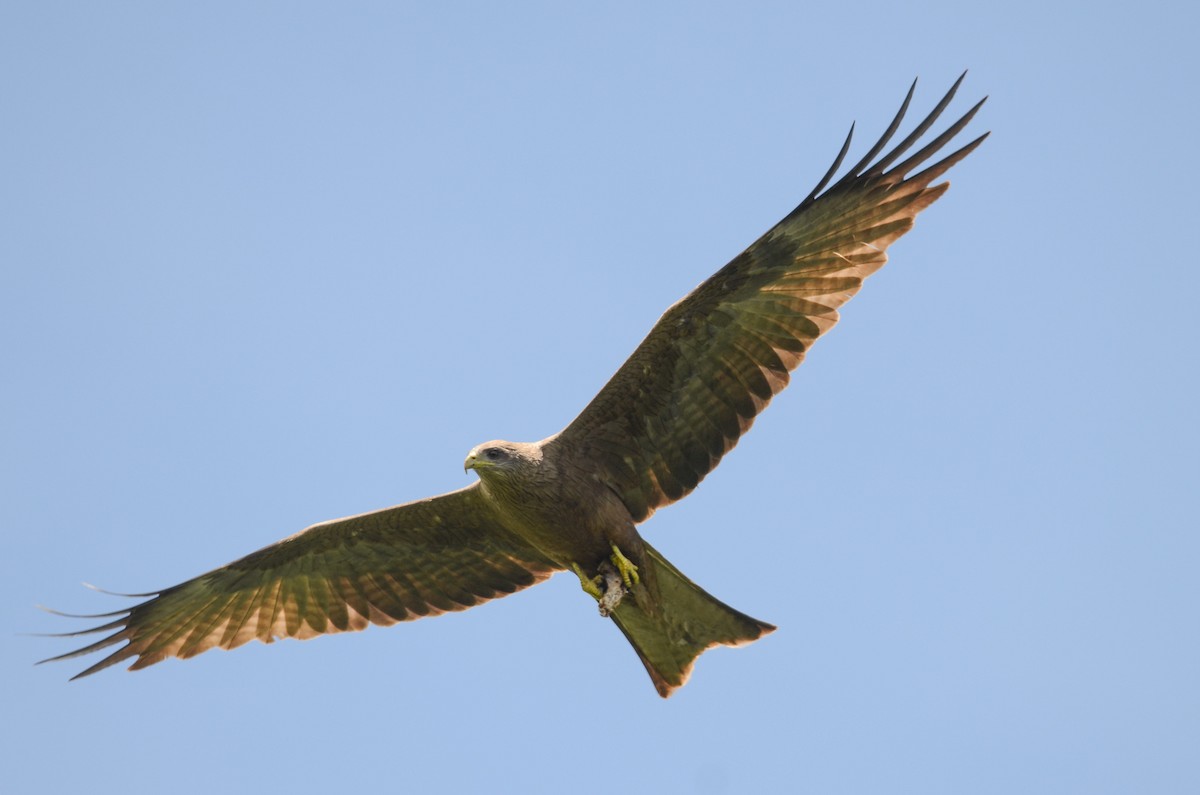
(609, 541), (774, 697)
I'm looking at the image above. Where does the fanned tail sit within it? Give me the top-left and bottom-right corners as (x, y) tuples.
(609, 541), (774, 697)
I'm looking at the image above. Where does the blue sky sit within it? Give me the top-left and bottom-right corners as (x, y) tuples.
(4, 2), (1197, 793)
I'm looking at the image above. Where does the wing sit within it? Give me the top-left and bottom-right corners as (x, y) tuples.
(553, 75), (988, 521)
(40, 484), (559, 678)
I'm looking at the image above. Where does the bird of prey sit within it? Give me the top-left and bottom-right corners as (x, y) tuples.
(41, 75), (987, 697)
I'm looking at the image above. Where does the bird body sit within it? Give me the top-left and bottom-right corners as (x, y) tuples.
(465, 439), (627, 570)
(41, 75), (987, 697)
(465, 437), (775, 695)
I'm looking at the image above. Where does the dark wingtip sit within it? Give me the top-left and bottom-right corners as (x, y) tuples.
(882, 95), (988, 180)
(35, 603), (131, 620)
(801, 121), (855, 206)
(68, 658), (119, 681)
(801, 72), (983, 209)
(33, 583), (158, 678)
(829, 77), (918, 192)
(82, 582), (159, 598)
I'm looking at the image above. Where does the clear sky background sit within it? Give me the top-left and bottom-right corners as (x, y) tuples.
(4, 3), (1197, 793)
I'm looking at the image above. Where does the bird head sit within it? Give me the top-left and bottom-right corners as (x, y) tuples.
(464, 440), (524, 476)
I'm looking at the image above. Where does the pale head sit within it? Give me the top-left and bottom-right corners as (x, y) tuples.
(463, 440), (542, 478)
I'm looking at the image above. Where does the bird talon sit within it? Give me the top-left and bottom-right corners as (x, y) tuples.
(574, 561), (629, 617)
(609, 544), (640, 588)
(571, 563), (605, 600)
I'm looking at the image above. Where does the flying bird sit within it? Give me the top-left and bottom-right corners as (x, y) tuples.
(41, 75), (987, 697)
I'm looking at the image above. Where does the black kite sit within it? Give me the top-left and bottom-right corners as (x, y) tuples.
(41, 76), (987, 697)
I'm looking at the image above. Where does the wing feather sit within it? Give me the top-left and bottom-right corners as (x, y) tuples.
(554, 76), (988, 520)
(41, 484), (557, 678)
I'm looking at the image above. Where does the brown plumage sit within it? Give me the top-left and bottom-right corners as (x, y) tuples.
(40, 75), (987, 697)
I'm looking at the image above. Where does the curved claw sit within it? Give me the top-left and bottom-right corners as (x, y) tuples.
(609, 544), (640, 588)
(571, 562), (605, 601)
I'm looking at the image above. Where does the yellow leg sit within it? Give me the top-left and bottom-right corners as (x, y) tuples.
(571, 562), (605, 601)
(609, 544), (640, 588)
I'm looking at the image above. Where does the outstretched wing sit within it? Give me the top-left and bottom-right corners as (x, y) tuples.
(554, 75), (988, 521)
(41, 484), (559, 678)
